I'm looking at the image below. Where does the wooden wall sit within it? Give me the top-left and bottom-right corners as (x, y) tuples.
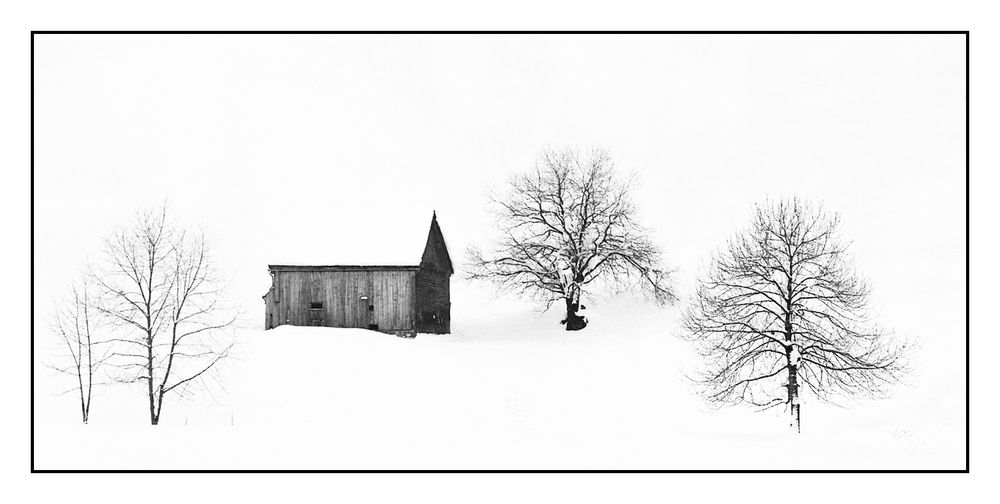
(265, 268), (417, 331)
(415, 269), (451, 333)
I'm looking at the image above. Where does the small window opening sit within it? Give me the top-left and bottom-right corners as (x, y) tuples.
(310, 302), (323, 310)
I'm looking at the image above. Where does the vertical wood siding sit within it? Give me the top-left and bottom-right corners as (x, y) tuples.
(265, 269), (416, 331)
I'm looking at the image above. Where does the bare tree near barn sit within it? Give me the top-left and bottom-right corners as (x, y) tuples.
(467, 148), (675, 330)
(681, 197), (908, 432)
(48, 278), (110, 423)
(92, 205), (236, 425)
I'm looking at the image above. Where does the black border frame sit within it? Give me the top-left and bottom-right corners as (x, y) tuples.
(30, 30), (970, 474)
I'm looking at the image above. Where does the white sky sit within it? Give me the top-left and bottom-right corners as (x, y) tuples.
(34, 34), (965, 299)
(32, 34), (965, 462)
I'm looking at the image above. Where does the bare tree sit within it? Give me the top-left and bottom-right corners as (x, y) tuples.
(91, 205), (236, 425)
(681, 197), (908, 432)
(48, 278), (110, 423)
(467, 148), (675, 330)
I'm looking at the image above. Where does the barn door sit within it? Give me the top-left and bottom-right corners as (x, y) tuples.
(348, 273), (377, 330)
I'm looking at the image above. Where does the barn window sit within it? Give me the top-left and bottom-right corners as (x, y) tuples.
(309, 302), (324, 326)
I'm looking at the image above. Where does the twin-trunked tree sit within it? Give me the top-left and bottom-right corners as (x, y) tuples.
(48, 279), (108, 424)
(467, 148), (676, 330)
(682, 198), (908, 431)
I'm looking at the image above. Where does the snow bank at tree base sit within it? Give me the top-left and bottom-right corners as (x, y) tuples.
(33, 296), (963, 470)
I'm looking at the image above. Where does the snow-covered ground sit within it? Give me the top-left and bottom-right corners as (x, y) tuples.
(33, 287), (963, 470)
(29, 34), (966, 471)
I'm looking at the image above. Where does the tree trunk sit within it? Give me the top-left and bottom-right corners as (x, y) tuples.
(75, 360), (87, 423)
(787, 363), (800, 433)
(149, 393), (159, 425)
(147, 346), (157, 425)
(563, 298), (588, 331)
(78, 380), (88, 424)
(784, 272), (800, 433)
(795, 402), (801, 433)
(153, 386), (165, 426)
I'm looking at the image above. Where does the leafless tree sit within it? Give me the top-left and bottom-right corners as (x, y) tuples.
(48, 278), (110, 423)
(681, 197), (908, 432)
(91, 205), (236, 425)
(467, 148), (675, 330)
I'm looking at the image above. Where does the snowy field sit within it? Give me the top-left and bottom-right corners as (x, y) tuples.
(33, 286), (963, 471)
(29, 34), (966, 471)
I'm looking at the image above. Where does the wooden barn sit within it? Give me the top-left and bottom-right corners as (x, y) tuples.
(263, 212), (453, 336)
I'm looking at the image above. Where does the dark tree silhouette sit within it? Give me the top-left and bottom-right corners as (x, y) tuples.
(682, 197), (908, 432)
(91, 205), (236, 425)
(467, 148), (675, 330)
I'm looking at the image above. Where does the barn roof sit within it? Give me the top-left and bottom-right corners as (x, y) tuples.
(268, 265), (419, 271)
